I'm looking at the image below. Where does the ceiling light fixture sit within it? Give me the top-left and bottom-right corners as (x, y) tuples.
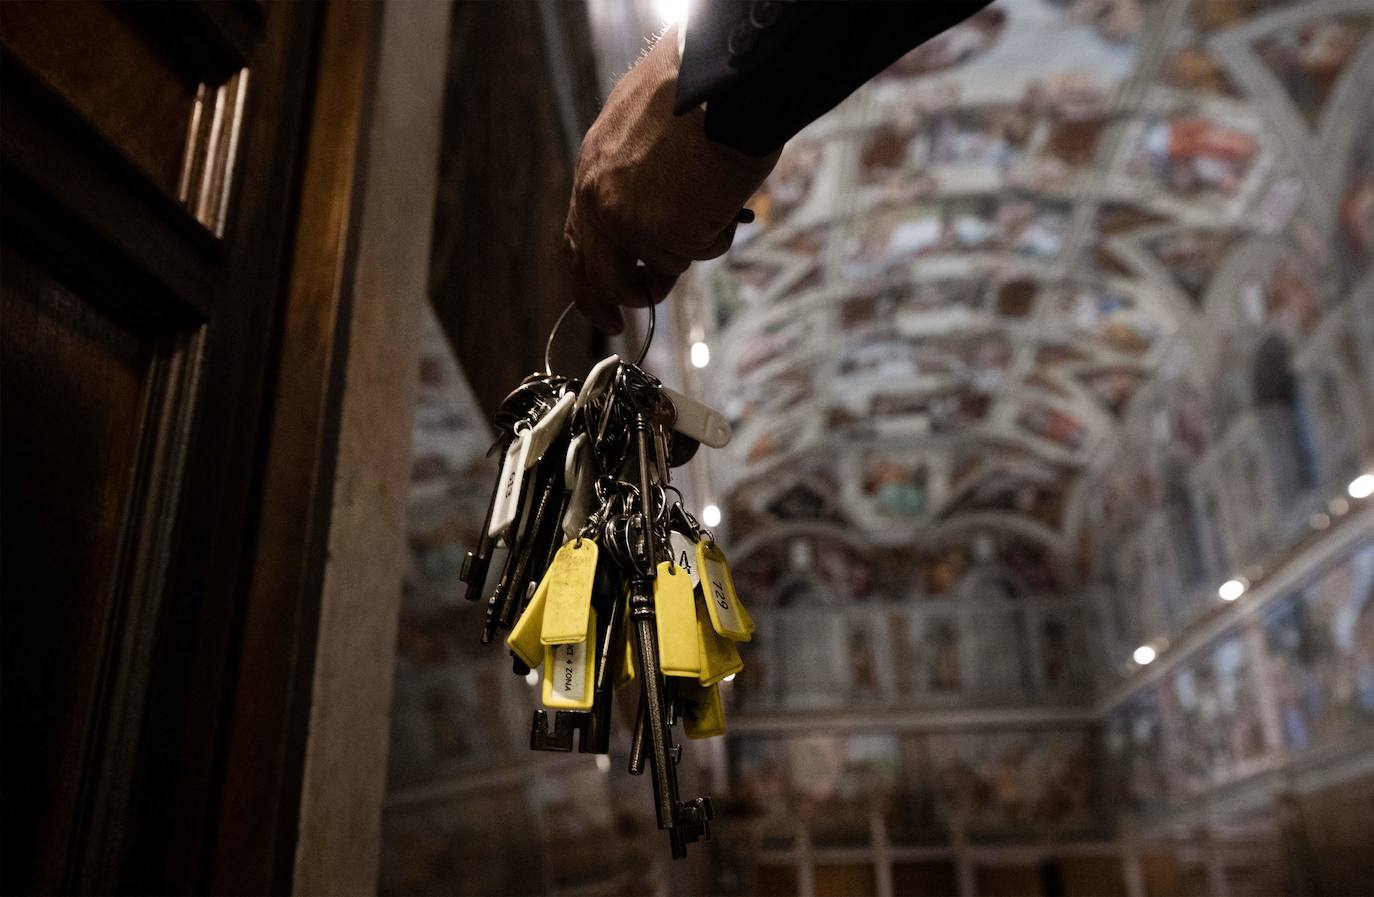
(1218, 579), (1246, 602)
(690, 341), (710, 368)
(702, 504), (722, 528)
(1133, 645), (1156, 666)
(1348, 473), (1374, 500)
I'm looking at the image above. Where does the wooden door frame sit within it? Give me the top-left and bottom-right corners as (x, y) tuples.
(208, 2), (384, 892)
(1, 1), (382, 892)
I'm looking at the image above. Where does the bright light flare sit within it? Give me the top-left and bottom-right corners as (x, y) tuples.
(654, 0), (689, 26)
(1133, 645), (1157, 666)
(524, 670), (539, 687)
(595, 754), (611, 772)
(702, 504), (721, 527)
(1348, 474), (1374, 499)
(690, 341), (710, 368)
(1218, 579), (1246, 602)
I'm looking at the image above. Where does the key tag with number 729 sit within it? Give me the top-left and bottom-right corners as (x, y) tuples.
(696, 540), (752, 642)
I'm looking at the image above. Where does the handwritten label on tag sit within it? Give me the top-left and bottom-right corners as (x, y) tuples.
(696, 542), (750, 642)
(488, 432), (530, 540)
(654, 562), (700, 677)
(542, 608), (596, 710)
(541, 540), (598, 645)
(669, 531), (700, 588)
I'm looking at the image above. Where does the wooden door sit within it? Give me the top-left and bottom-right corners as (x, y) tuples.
(1, 2), (374, 893)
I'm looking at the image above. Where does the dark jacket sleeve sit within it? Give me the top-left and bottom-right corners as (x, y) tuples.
(676, 1), (996, 157)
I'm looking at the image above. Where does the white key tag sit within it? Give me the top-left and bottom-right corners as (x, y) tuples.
(575, 354), (620, 412)
(662, 386), (732, 448)
(525, 391), (574, 469)
(542, 607), (597, 710)
(561, 434), (594, 540)
(669, 530), (701, 589)
(488, 429), (531, 540)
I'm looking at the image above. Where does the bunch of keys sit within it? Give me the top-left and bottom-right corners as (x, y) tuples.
(458, 303), (753, 859)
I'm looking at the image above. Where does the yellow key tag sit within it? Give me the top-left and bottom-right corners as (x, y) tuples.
(542, 607), (596, 709)
(654, 561), (700, 677)
(683, 680), (726, 739)
(506, 576), (549, 669)
(540, 539), (599, 645)
(737, 595), (756, 635)
(696, 541), (751, 642)
(696, 594), (743, 686)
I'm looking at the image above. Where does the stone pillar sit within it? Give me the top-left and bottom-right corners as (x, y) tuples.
(291, 1), (451, 893)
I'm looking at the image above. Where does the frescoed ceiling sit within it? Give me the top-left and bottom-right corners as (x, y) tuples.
(688, 0), (1374, 580)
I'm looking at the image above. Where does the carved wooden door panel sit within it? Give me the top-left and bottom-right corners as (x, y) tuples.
(1, 3), (338, 892)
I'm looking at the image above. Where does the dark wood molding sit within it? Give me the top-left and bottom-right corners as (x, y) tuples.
(208, 1), (383, 892)
(2, 0), (381, 892)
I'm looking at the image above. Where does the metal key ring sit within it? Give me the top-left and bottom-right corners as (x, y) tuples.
(635, 289), (656, 366)
(651, 484), (671, 524)
(546, 286), (656, 374)
(544, 302), (574, 376)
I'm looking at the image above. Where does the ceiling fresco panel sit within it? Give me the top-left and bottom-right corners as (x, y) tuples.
(693, 0), (1374, 596)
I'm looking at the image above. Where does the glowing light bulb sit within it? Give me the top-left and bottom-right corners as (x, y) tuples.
(690, 341), (710, 368)
(702, 504), (721, 527)
(1133, 645), (1156, 666)
(1348, 474), (1374, 499)
(1218, 579), (1246, 602)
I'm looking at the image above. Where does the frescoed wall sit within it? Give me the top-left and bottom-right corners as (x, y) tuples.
(1262, 546), (1374, 751)
(729, 727), (1101, 847)
(1100, 539), (1374, 822)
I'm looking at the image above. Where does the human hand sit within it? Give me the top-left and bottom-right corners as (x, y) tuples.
(564, 25), (780, 334)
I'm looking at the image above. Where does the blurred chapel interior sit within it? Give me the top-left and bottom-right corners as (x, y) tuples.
(2, 1), (1373, 896)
